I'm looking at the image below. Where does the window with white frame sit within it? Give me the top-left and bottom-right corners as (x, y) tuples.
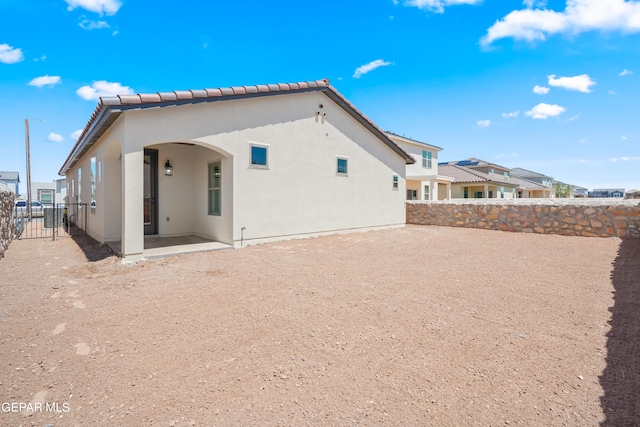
(392, 175), (399, 190)
(250, 144), (268, 167)
(90, 157), (96, 213)
(424, 185), (430, 200)
(422, 150), (432, 168)
(208, 162), (221, 216)
(336, 157), (348, 175)
(77, 168), (81, 204)
(406, 189), (417, 200)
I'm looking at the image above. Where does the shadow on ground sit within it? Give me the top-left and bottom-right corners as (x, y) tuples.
(600, 237), (640, 426)
(70, 234), (115, 262)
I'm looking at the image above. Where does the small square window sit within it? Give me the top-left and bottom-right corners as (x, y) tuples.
(250, 145), (268, 167)
(337, 157), (348, 175)
(392, 175), (399, 190)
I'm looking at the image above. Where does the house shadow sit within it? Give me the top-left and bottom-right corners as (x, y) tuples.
(69, 234), (115, 262)
(600, 237), (640, 426)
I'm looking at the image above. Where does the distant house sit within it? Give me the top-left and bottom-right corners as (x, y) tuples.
(572, 185), (588, 198)
(0, 171), (20, 195)
(386, 133), (454, 200)
(58, 79), (414, 261)
(510, 167), (554, 188)
(511, 176), (554, 198)
(589, 189), (625, 198)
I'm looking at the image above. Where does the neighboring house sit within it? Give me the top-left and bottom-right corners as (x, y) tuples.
(589, 188), (625, 198)
(510, 168), (554, 189)
(572, 185), (588, 198)
(58, 79), (414, 261)
(28, 182), (56, 204)
(386, 133), (454, 201)
(438, 164), (519, 199)
(0, 171), (20, 195)
(511, 176), (554, 198)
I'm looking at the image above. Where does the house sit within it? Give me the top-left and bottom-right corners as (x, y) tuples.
(0, 171), (20, 195)
(58, 79), (414, 261)
(589, 188), (625, 198)
(437, 163), (519, 198)
(386, 133), (453, 200)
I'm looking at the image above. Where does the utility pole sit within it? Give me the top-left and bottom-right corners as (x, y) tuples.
(25, 118), (32, 219)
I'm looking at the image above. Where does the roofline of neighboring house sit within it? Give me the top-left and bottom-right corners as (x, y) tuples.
(385, 132), (443, 151)
(445, 158), (512, 172)
(510, 167), (554, 180)
(439, 164), (519, 187)
(59, 79), (415, 175)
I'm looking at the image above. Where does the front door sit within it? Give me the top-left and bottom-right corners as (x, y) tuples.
(144, 149), (158, 235)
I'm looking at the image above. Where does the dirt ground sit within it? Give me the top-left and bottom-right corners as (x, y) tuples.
(0, 225), (637, 426)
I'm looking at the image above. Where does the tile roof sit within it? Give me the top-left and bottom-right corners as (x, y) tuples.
(59, 79), (414, 174)
(442, 158), (511, 171)
(510, 176), (551, 191)
(385, 132), (443, 151)
(510, 167), (553, 180)
(0, 171), (20, 182)
(438, 164), (518, 186)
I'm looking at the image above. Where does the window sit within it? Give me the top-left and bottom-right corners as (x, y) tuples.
(474, 191), (483, 198)
(500, 186), (504, 198)
(424, 185), (430, 200)
(392, 175), (399, 190)
(90, 157), (96, 213)
(39, 190), (53, 204)
(250, 144), (268, 167)
(406, 189), (418, 200)
(336, 157), (348, 175)
(71, 179), (75, 198)
(208, 162), (221, 216)
(463, 187), (468, 199)
(77, 169), (81, 203)
(504, 171), (508, 178)
(98, 160), (102, 183)
(422, 150), (432, 168)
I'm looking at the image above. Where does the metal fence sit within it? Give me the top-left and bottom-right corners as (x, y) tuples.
(14, 203), (87, 240)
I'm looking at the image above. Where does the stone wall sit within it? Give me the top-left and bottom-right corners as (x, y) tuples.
(0, 182), (16, 258)
(407, 199), (640, 238)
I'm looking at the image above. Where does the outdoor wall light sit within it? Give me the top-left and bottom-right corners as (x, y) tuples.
(164, 160), (173, 176)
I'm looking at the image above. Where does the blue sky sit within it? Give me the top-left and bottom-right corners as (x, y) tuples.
(1, 0), (639, 191)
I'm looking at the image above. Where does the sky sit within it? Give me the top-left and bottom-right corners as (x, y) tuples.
(1, 0), (639, 191)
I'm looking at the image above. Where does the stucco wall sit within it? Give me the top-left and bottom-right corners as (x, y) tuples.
(0, 182), (16, 258)
(407, 199), (640, 238)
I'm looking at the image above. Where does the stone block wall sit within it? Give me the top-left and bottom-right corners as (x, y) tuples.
(406, 199), (640, 238)
(0, 182), (16, 258)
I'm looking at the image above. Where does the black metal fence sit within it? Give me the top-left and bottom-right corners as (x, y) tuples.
(14, 203), (87, 240)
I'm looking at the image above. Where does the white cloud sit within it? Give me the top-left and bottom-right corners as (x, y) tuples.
(533, 85), (550, 94)
(79, 19), (110, 30)
(71, 129), (83, 140)
(548, 74), (595, 93)
(353, 59), (392, 79)
(28, 75), (61, 88)
(47, 133), (64, 143)
(608, 90), (617, 95)
(34, 55), (47, 62)
(563, 114), (580, 122)
(523, 0), (547, 8)
(65, 0), (122, 15)
(502, 110), (520, 118)
(621, 135), (628, 140)
(395, 0), (482, 13)
(477, 119), (491, 128)
(620, 69), (633, 76)
(495, 154), (505, 159)
(611, 157), (639, 162)
(76, 80), (134, 100)
(525, 103), (566, 119)
(481, 0), (640, 47)
(0, 43), (24, 64)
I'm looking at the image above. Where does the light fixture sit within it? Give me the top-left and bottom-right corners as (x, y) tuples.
(164, 160), (173, 176)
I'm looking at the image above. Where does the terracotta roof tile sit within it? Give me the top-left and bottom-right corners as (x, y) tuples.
(220, 87), (234, 96)
(190, 90), (208, 98)
(174, 90), (193, 100)
(139, 93), (162, 103)
(267, 84), (280, 91)
(298, 82), (309, 89)
(158, 92), (177, 101)
(101, 97), (123, 106)
(117, 95), (141, 104)
(205, 88), (222, 97)
(244, 86), (259, 94)
(231, 86), (246, 95)
(256, 84), (270, 92)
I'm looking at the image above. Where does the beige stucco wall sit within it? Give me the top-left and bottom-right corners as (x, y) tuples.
(67, 90), (407, 258)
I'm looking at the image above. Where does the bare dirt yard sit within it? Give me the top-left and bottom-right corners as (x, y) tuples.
(0, 225), (638, 426)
